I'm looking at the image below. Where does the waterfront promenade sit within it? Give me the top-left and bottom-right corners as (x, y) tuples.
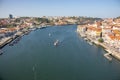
(0, 31), (24, 48)
(0, 37), (12, 48)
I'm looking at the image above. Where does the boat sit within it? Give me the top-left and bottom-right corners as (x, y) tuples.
(31, 28), (36, 31)
(84, 38), (87, 41)
(9, 43), (14, 46)
(54, 40), (59, 46)
(0, 49), (3, 55)
(49, 33), (51, 36)
(9, 37), (21, 46)
(25, 30), (31, 35)
(9, 40), (15, 46)
(88, 41), (93, 45)
(104, 53), (112, 61)
(38, 26), (41, 29)
(105, 49), (112, 53)
(40, 26), (46, 29)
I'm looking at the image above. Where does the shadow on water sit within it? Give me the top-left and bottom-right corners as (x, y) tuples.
(0, 76), (3, 80)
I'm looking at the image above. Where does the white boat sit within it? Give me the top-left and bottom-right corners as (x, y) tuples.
(49, 33), (51, 36)
(88, 41), (93, 45)
(38, 26), (41, 29)
(54, 40), (59, 46)
(31, 28), (36, 31)
(84, 38), (88, 41)
(104, 53), (112, 61)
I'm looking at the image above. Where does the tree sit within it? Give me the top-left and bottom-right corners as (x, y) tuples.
(98, 38), (104, 43)
(100, 32), (102, 37)
(15, 18), (21, 23)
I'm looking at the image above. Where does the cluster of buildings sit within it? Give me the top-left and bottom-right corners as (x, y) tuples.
(77, 18), (120, 53)
(40, 16), (98, 25)
(0, 16), (34, 39)
(2, 14), (117, 49)
(47, 16), (78, 25)
(0, 15), (97, 40)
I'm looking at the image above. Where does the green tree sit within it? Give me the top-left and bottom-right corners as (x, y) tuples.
(98, 38), (104, 43)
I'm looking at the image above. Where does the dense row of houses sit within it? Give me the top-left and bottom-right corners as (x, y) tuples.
(77, 18), (120, 52)
(0, 18), (34, 39)
(0, 16), (91, 40)
(0, 27), (17, 39)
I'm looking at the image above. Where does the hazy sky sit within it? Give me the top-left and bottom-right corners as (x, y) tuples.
(0, 0), (120, 18)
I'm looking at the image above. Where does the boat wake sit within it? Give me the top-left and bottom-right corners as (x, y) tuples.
(54, 40), (59, 46)
(33, 64), (37, 80)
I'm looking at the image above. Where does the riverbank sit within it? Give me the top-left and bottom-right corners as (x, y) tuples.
(0, 25), (49, 49)
(0, 24), (74, 49)
(0, 31), (24, 49)
(77, 27), (120, 61)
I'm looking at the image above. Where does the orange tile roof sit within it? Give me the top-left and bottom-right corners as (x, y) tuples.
(103, 28), (112, 30)
(108, 35), (115, 40)
(96, 28), (102, 32)
(115, 36), (120, 40)
(0, 30), (6, 33)
(113, 30), (120, 34)
(8, 28), (16, 32)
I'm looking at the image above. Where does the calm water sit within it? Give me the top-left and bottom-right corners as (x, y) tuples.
(0, 25), (120, 80)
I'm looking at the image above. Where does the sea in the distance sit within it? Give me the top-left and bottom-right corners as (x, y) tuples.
(0, 25), (120, 80)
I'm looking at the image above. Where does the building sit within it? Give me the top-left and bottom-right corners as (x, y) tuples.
(9, 14), (13, 19)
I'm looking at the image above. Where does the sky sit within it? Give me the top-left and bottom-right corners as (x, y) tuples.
(0, 0), (120, 18)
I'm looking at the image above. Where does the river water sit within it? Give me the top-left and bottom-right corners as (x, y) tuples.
(0, 25), (120, 80)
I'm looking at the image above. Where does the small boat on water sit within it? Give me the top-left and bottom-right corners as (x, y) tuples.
(84, 38), (88, 41)
(40, 26), (47, 29)
(25, 30), (31, 35)
(0, 49), (3, 55)
(9, 43), (14, 46)
(104, 53), (112, 61)
(9, 37), (21, 46)
(88, 41), (93, 45)
(54, 40), (59, 46)
(31, 28), (36, 31)
(49, 33), (51, 36)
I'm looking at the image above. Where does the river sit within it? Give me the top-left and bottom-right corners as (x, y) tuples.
(0, 25), (120, 80)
